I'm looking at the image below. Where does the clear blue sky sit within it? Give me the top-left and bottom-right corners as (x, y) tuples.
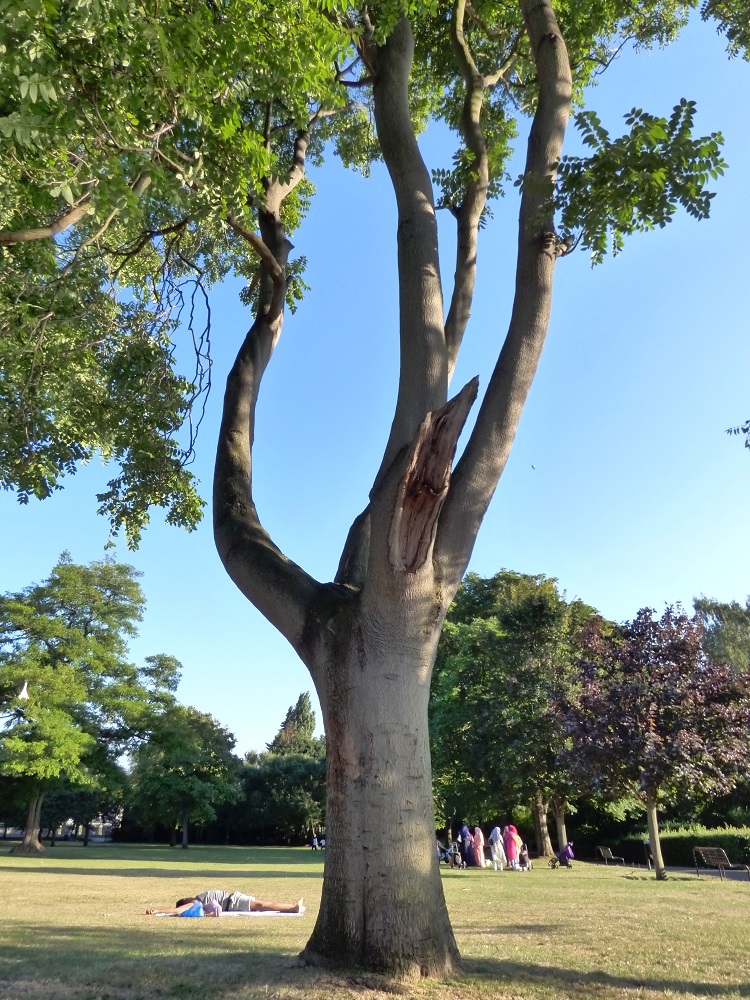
(1, 17), (748, 756)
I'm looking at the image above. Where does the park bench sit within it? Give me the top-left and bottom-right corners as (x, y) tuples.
(693, 846), (750, 881)
(597, 846), (625, 865)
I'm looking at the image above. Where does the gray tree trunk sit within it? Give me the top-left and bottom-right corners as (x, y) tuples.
(645, 791), (667, 880)
(181, 808), (190, 849)
(553, 797), (568, 850)
(301, 631), (459, 978)
(532, 789), (553, 857)
(11, 792), (45, 854)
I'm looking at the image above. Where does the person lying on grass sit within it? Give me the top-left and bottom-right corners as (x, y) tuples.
(146, 890), (304, 916)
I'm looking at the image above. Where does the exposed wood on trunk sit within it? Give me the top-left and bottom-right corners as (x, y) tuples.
(389, 378), (478, 573)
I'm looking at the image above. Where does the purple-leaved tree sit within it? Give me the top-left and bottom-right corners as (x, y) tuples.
(558, 607), (750, 879)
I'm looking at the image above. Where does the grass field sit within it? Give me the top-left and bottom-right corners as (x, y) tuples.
(0, 843), (748, 1000)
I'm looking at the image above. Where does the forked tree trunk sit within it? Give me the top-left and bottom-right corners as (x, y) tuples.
(531, 789), (553, 857)
(301, 633), (459, 979)
(213, 0), (572, 978)
(11, 792), (45, 854)
(552, 797), (568, 850)
(644, 791), (667, 880)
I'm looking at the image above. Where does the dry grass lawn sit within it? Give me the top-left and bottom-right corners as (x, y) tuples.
(0, 843), (748, 1000)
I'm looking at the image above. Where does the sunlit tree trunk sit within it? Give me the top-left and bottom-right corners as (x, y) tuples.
(552, 796), (568, 850)
(532, 789), (553, 856)
(11, 792), (45, 854)
(644, 790), (667, 880)
(302, 620), (459, 978)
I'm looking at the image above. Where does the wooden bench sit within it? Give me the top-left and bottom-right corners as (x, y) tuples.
(597, 846), (625, 865)
(693, 846), (750, 881)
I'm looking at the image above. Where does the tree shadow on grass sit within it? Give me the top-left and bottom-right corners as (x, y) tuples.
(0, 921), (310, 1000)
(0, 865), (323, 879)
(462, 956), (750, 997)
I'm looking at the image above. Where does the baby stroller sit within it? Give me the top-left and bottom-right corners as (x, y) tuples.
(438, 841), (465, 869)
(549, 842), (574, 868)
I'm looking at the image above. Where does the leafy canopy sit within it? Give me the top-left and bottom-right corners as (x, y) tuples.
(430, 571), (598, 823)
(0, 0), (738, 542)
(128, 704), (241, 829)
(558, 606), (750, 805)
(0, 554), (180, 791)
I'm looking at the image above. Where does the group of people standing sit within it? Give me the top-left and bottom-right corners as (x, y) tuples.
(456, 821), (530, 871)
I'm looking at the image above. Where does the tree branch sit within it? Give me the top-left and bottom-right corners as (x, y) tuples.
(0, 171), (151, 250)
(370, 17), (448, 489)
(0, 198), (91, 245)
(436, 0), (573, 583)
(213, 214), (321, 653)
(443, 0), (491, 377)
(226, 214), (285, 292)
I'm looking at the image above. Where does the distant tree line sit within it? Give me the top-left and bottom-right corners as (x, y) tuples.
(120, 692), (326, 846)
(0, 557), (325, 849)
(4, 557), (749, 866)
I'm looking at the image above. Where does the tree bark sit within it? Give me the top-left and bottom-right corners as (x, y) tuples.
(11, 792), (45, 854)
(552, 797), (568, 851)
(181, 808), (190, 849)
(644, 791), (667, 880)
(301, 628), (459, 979)
(531, 789), (553, 857)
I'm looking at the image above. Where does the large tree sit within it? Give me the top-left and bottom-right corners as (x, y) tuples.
(0, 555), (179, 852)
(0, 0), (740, 976)
(127, 704), (241, 848)
(693, 595), (750, 674)
(266, 691), (325, 758)
(558, 607), (750, 880)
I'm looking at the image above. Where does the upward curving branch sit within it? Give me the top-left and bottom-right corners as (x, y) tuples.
(443, 0), (492, 377)
(371, 18), (449, 482)
(436, 0), (573, 582)
(0, 199), (91, 245)
(214, 152), (327, 656)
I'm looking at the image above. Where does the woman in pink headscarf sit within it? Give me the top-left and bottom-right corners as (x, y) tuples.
(503, 824), (521, 869)
(473, 826), (485, 868)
